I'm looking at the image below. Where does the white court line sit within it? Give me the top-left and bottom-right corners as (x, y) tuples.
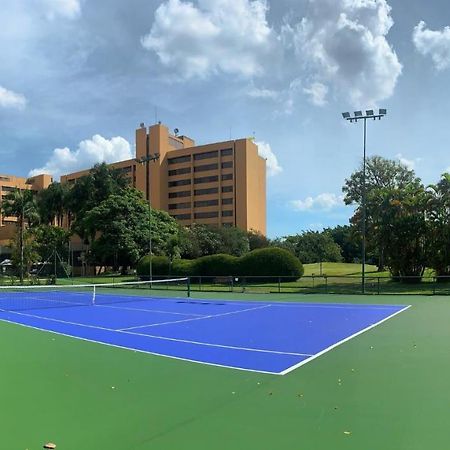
(95, 303), (205, 317)
(0, 305), (310, 357)
(118, 304), (272, 331)
(279, 304), (412, 375)
(0, 317), (279, 376)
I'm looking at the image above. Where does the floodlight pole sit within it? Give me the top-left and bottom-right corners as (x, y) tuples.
(136, 148), (160, 282)
(342, 110), (386, 294)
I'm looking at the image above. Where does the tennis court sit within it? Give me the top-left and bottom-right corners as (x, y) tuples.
(0, 280), (410, 375)
(1, 288), (449, 450)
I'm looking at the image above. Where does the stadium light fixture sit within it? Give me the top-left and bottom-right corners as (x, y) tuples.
(341, 108), (387, 294)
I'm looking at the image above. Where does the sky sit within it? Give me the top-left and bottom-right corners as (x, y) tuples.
(1, 0), (450, 238)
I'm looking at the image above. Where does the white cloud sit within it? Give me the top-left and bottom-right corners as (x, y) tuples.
(42, 0), (81, 20)
(413, 21), (450, 70)
(247, 87), (279, 100)
(141, 0), (276, 79)
(29, 135), (133, 180)
(0, 86), (27, 110)
(290, 193), (344, 212)
(303, 82), (328, 106)
(143, 0), (401, 107)
(283, 0), (402, 106)
(396, 153), (421, 171)
(255, 141), (282, 176)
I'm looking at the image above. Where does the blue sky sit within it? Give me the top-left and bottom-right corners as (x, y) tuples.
(1, 0), (450, 238)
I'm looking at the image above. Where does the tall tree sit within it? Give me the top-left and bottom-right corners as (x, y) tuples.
(37, 182), (69, 226)
(1, 189), (39, 281)
(81, 189), (178, 273)
(343, 156), (422, 270)
(273, 231), (342, 265)
(377, 185), (429, 280)
(66, 163), (130, 266)
(427, 173), (450, 277)
(324, 225), (360, 263)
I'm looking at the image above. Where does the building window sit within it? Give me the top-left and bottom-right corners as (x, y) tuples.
(222, 222), (233, 228)
(1, 186), (17, 192)
(169, 202), (191, 210)
(194, 211), (219, 219)
(221, 174), (233, 181)
(221, 161), (233, 169)
(194, 187), (219, 196)
(172, 213), (191, 220)
(194, 163), (218, 172)
(222, 210), (233, 217)
(169, 191), (191, 199)
(168, 179), (191, 188)
(169, 167), (191, 176)
(194, 175), (218, 184)
(222, 198), (233, 205)
(221, 148), (233, 156)
(193, 150), (218, 161)
(0, 177), (11, 182)
(194, 199), (218, 208)
(168, 155), (191, 165)
(222, 185), (233, 193)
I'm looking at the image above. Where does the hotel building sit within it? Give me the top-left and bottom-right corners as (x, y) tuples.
(0, 174), (53, 253)
(61, 123), (266, 234)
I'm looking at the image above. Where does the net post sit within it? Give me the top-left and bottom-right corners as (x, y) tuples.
(187, 277), (191, 298)
(92, 285), (96, 305)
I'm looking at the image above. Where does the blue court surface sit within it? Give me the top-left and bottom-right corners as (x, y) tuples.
(0, 292), (410, 375)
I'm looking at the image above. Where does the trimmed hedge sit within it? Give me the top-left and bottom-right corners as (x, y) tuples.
(238, 247), (303, 280)
(172, 259), (195, 276)
(136, 255), (169, 279)
(191, 254), (239, 277)
(137, 247), (303, 280)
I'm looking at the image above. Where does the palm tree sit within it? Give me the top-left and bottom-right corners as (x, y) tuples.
(37, 182), (70, 227)
(1, 189), (40, 282)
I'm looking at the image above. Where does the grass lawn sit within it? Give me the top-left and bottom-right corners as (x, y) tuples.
(0, 291), (449, 449)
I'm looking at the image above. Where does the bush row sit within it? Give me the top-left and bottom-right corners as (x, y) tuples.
(137, 247), (304, 280)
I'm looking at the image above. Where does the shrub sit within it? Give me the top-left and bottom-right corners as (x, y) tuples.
(238, 247), (303, 281)
(136, 255), (169, 279)
(171, 259), (195, 276)
(191, 254), (239, 276)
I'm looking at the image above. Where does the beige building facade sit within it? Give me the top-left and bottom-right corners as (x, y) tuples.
(0, 174), (53, 250)
(61, 123), (267, 234)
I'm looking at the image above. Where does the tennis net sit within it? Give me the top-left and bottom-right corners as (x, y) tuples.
(0, 278), (189, 312)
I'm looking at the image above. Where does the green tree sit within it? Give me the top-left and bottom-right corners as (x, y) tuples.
(343, 156), (422, 270)
(377, 185), (429, 281)
(325, 225), (360, 263)
(273, 231), (342, 266)
(37, 182), (69, 226)
(178, 225), (250, 258)
(217, 227), (250, 256)
(1, 189), (39, 282)
(247, 229), (270, 251)
(82, 189), (178, 273)
(33, 225), (71, 263)
(427, 173), (450, 277)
